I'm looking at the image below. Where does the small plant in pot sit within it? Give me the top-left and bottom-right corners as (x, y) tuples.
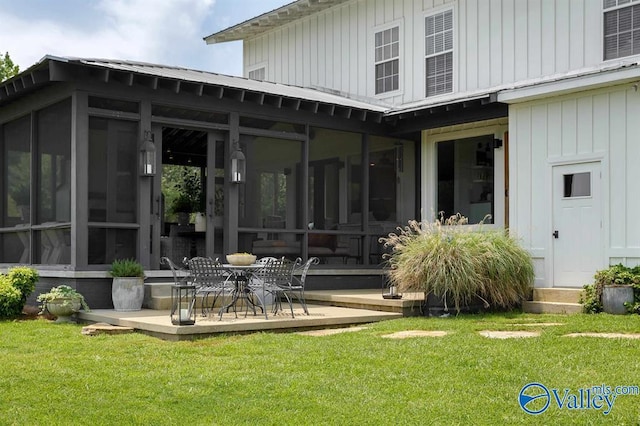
(110, 259), (145, 312)
(37, 285), (90, 323)
(170, 194), (194, 226)
(580, 264), (639, 314)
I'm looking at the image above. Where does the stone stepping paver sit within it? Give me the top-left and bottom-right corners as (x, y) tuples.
(509, 322), (564, 327)
(564, 332), (640, 339)
(381, 330), (448, 339)
(297, 326), (367, 336)
(479, 330), (540, 339)
(81, 322), (134, 336)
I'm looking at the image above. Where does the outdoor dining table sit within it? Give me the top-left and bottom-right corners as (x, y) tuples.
(219, 263), (268, 320)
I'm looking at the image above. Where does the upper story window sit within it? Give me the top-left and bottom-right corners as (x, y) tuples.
(604, 0), (640, 60)
(374, 26), (399, 95)
(248, 67), (266, 81)
(425, 9), (453, 97)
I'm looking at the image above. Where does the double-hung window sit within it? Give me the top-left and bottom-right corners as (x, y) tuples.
(425, 9), (453, 97)
(374, 26), (399, 95)
(604, 0), (640, 60)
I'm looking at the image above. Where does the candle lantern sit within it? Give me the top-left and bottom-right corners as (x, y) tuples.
(230, 140), (246, 183)
(170, 284), (196, 325)
(382, 274), (402, 300)
(140, 130), (156, 177)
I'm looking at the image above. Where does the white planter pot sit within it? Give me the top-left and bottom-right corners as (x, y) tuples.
(194, 212), (206, 232)
(46, 298), (81, 323)
(112, 277), (145, 311)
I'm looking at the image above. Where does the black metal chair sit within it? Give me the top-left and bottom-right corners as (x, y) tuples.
(291, 257), (319, 315)
(260, 257), (303, 317)
(186, 257), (233, 317)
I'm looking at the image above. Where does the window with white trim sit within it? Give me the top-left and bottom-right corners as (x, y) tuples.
(604, 0), (640, 60)
(248, 67), (266, 81)
(425, 9), (453, 97)
(374, 26), (399, 95)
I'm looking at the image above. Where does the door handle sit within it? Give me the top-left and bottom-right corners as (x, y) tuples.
(552, 230), (559, 239)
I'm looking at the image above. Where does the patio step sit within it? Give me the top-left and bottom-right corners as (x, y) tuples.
(522, 288), (584, 314)
(532, 288), (584, 304)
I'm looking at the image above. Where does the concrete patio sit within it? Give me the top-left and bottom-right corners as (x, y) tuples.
(78, 290), (425, 340)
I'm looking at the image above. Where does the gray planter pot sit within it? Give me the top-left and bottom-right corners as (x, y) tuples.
(112, 277), (145, 311)
(602, 285), (634, 315)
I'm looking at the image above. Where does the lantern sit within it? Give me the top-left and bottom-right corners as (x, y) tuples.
(382, 274), (402, 300)
(170, 284), (196, 325)
(230, 142), (246, 183)
(140, 130), (156, 177)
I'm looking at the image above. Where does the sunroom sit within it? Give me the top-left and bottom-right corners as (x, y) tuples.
(0, 56), (419, 307)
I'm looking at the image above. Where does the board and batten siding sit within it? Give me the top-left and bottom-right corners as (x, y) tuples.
(509, 83), (640, 286)
(243, 0), (603, 106)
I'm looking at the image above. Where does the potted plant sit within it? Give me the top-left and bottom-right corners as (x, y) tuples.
(580, 264), (638, 314)
(380, 213), (534, 315)
(110, 258), (145, 312)
(170, 194), (194, 227)
(37, 285), (90, 323)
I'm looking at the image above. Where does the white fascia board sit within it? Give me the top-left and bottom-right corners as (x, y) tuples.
(498, 65), (640, 103)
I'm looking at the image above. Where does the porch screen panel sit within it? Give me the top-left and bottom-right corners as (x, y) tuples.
(238, 135), (302, 255)
(309, 128), (362, 230)
(437, 135), (494, 224)
(88, 117), (138, 265)
(1, 115), (31, 263)
(36, 99), (72, 264)
(306, 128), (362, 264)
(3, 115), (31, 226)
(369, 136), (416, 263)
(88, 117), (138, 223)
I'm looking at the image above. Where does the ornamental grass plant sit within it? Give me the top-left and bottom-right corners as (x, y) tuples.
(380, 214), (534, 313)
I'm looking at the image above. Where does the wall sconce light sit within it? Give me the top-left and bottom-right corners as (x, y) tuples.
(140, 130), (156, 176)
(493, 138), (503, 149)
(230, 140), (246, 183)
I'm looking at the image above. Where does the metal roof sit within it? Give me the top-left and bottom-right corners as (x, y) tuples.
(204, 0), (348, 44)
(0, 56), (389, 121)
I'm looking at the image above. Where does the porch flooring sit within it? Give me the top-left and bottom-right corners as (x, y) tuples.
(78, 290), (422, 340)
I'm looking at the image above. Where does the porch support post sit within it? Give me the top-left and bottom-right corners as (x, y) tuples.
(224, 112), (240, 255)
(71, 91), (89, 269)
(206, 131), (216, 257)
(138, 100), (152, 268)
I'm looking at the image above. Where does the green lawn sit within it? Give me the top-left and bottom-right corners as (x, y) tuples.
(1, 313), (639, 425)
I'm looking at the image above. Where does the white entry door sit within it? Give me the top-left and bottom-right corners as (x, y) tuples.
(552, 162), (602, 287)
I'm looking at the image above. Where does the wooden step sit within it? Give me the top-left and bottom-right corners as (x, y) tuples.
(532, 288), (584, 304)
(522, 301), (583, 314)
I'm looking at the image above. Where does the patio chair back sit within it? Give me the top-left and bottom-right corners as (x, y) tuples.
(161, 256), (190, 286)
(187, 257), (231, 316)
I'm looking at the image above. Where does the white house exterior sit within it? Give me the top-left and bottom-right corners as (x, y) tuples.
(207, 0), (640, 289)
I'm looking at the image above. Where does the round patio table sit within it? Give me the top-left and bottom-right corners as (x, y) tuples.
(219, 264), (267, 320)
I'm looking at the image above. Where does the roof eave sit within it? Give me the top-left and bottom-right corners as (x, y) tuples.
(204, 0), (348, 44)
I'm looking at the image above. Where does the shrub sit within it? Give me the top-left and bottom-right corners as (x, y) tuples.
(0, 275), (23, 318)
(110, 259), (144, 278)
(380, 214), (534, 313)
(7, 266), (39, 304)
(0, 267), (39, 318)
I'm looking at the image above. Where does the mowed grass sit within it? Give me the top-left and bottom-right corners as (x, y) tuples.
(1, 313), (640, 425)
